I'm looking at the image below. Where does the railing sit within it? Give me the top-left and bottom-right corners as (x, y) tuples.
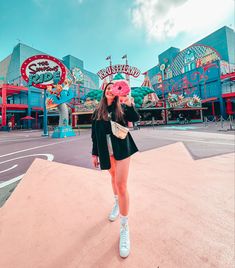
(136, 119), (163, 130)
(204, 115), (235, 130)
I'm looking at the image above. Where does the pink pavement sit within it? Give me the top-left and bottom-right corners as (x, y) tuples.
(0, 142), (234, 268)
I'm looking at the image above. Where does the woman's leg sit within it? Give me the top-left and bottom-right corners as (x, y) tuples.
(108, 155), (119, 222)
(108, 155), (118, 195)
(115, 156), (131, 258)
(115, 157), (131, 216)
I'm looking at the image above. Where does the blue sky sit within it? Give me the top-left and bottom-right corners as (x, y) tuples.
(0, 0), (234, 86)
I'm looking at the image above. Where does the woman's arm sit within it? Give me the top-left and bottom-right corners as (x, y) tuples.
(91, 110), (99, 156)
(123, 104), (140, 122)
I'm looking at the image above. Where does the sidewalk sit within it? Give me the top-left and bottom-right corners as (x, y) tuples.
(0, 142), (234, 268)
(152, 122), (235, 135)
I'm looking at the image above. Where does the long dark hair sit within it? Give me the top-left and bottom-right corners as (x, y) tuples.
(93, 82), (124, 122)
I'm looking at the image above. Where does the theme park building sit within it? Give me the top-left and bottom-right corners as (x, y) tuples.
(145, 26), (235, 123)
(0, 43), (99, 129)
(0, 26), (235, 129)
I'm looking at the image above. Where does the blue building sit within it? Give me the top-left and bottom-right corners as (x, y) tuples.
(0, 43), (99, 128)
(146, 26), (235, 119)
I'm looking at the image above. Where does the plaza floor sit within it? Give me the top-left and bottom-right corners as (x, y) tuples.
(0, 123), (234, 267)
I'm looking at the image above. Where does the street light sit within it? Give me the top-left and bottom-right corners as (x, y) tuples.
(122, 54), (130, 84)
(42, 89), (49, 136)
(106, 55), (113, 81)
(160, 65), (168, 124)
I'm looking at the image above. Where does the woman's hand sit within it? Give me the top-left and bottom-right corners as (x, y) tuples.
(92, 155), (100, 168)
(120, 96), (134, 107)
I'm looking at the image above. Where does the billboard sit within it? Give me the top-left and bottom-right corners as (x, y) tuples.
(21, 55), (66, 89)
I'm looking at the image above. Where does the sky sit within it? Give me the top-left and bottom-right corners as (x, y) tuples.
(0, 0), (234, 86)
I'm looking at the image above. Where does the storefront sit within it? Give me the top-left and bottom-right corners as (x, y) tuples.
(167, 108), (205, 124)
(146, 26), (235, 118)
(137, 107), (165, 125)
(0, 84), (43, 130)
(137, 93), (205, 125)
(221, 71), (235, 117)
(0, 43), (99, 130)
(71, 99), (98, 128)
(72, 111), (93, 128)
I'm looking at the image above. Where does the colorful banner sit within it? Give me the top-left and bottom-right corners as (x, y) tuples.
(167, 93), (201, 108)
(220, 60), (235, 75)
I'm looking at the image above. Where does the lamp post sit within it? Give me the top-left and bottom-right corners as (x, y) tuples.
(42, 88), (48, 136)
(122, 54), (130, 84)
(106, 55), (113, 81)
(160, 64), (167, 124)
(163, 96), (168, 125)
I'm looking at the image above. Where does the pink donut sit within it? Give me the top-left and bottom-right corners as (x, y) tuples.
(111, 81), (130, 96)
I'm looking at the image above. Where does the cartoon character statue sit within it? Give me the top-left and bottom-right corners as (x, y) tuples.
(178, 94), (184, 101)
(186, 95), (201, 108)
(192, 95), (201, 104)
(63, 79), (72, 92)
(47, 78), (73, 101)
(168, 93), (178, 103)
(47, 84), (63, 100)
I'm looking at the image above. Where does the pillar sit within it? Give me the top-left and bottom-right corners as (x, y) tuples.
(226, 98), (233, 115)
(36, 111), (38, 129)
(1, 86), (7, 126)
(72, 108), (75, 127)
(211, 102), (215, 116)
(42, 89), (49, 136)
(219, 96), (226, 118)
(164, 98), (168, 124)
(200, 109), (203, 121)
(27, 87), (32, 129)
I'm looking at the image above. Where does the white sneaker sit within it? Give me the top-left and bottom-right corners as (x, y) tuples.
(119, 223), (130, 258)
(108, 202), (119, 222)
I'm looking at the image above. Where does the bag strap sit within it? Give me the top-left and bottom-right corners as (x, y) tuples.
(108, 112), (112, 121)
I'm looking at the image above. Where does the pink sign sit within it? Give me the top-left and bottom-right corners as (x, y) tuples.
(97, 64), (140, 80)
(21, 55), (66, 89)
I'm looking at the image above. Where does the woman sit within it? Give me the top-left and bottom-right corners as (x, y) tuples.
(91, 82), (139, 258)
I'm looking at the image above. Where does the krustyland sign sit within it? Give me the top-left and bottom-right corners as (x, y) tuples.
(97, 65), (141, 80)
(21, 55), (66, 89)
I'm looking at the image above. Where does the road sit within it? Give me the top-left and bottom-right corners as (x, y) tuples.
(0, 124), (234, 184)
(0, 124), (234, 206)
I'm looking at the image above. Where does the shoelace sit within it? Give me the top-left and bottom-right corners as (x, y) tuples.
(120, 224), (129, 248)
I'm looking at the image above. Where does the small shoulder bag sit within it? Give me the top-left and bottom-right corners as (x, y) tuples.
(108, 112), (129, 139)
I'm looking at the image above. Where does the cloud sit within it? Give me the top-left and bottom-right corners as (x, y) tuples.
(131, 0), (234, 41)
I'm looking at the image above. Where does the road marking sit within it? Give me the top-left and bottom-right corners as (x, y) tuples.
(0, 135), (29, 138)
(0, 174), (24, 188)
(0, 137), (46, 143)
(0, 164), (18, 174)
(140, 131), (234, 145)
(20, 130), (41, 133)
(0, 137), (79, 158)
(0, 153), (54, 165)
(0, 153), (54, 188)
(157, 136), (234, 146)
(146, 128), (235, 139)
